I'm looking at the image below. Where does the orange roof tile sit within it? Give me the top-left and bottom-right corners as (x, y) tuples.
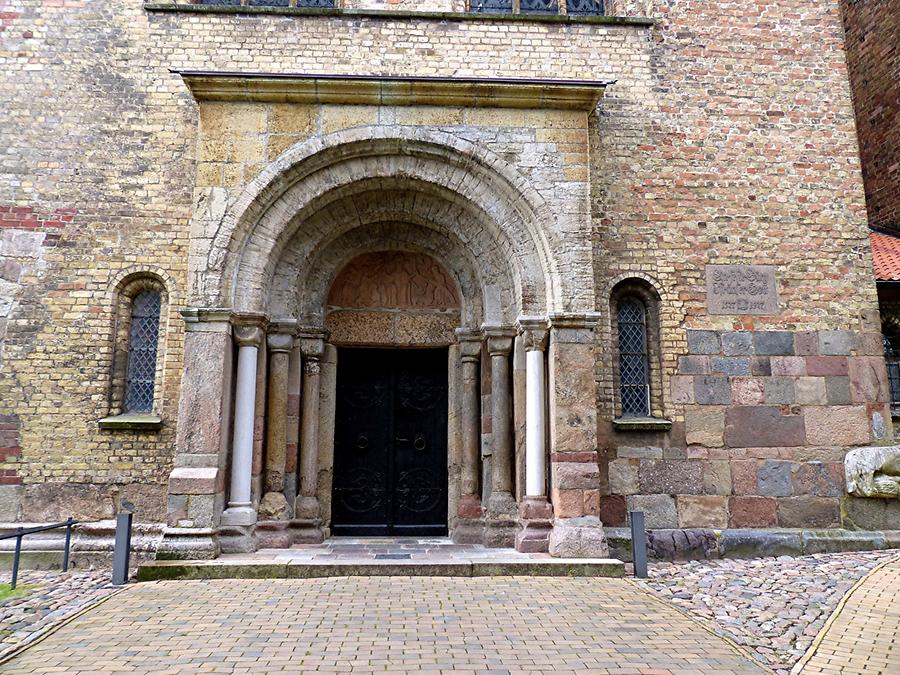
(870, 231), (900, 281)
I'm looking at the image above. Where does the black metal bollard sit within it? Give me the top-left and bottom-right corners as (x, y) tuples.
(11, 527), (23, 590)
(112, 511), (133, 585)
(62, 517), (74, 572)
(629, 510), (648, 579)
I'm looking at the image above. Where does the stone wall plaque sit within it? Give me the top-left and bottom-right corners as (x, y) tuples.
(706, 265), (779, 315)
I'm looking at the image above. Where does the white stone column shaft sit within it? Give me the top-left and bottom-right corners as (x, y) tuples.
(525, 347), (547, 497)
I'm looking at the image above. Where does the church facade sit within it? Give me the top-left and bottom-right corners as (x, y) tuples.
(0, 0), (894, 559)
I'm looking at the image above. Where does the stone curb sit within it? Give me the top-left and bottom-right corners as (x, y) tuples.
(788, 552), (900, 675)
(627, 577), (776, 674)
(0, 585), (128, 667)
(137, 558), (625, 580)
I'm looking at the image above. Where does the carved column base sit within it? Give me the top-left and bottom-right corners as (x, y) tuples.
(258, 492), (291, 521)
(288, 518), (324, 544)
(156, 527), (220, 560)
(217, 524), (257, 554)
(515, 496), (553, 553)
(295, 495), (320, 520)
(548, 516), (609, 558)
(255, 520), (293, 549)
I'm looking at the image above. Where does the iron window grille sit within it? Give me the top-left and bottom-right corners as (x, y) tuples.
(123, 291), (162, 413)
(617, 297), (651, 417)
(470, 0), (603, 15)
(884, 334), (900, 416)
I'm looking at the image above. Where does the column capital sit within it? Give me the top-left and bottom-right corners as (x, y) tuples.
(267, 331), (294, 354)
(482, 324), (515, 356)
(297, 326), (328, 361)
(517, 316), (549, 352)
(456, 328), (483, 362)
(233, 325), (265, 348)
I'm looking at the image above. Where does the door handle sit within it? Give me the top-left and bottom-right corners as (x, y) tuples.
(395, 437), (408, 442)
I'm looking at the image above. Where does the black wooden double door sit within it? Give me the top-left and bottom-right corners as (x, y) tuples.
(332, 348), (449, 536)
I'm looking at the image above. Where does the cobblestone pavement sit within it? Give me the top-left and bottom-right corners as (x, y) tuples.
(640, 550), (900, 674)
(3, 576), (766, 674)
(0, 569), (119, 659)
(797, 556), (899, 674)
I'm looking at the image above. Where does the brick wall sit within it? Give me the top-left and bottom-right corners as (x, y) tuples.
(839, 0), (900, 230)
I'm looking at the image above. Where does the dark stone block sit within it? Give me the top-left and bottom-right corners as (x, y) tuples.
(750, 356), (772, 376)
(806, 356), (849, 376)
(694, 376), (732, 405)
(842, 496), (900, 530)
(710, 356), (751, 376)
(722, 331), (754, 356)
(599, 495), (627, 527)
(792, 461), (844, 497)
(825, 376), (852, 405)
(765, 377), (795, 404)
(794, 330), (819, 356)
(687, 330), (721, 355)
(777, 497), (840, 528)
(757, 460), (794, 497)
(801, 530), (886, 554)
(724, 406), (805, 447)
(647, 528), (719, 560)
(719, 529), (803, 558)
(638, 460), (703, 495)
(754, 331), (795, 355)
(729, 496), (777, 527)
(678, 355), (709, 375)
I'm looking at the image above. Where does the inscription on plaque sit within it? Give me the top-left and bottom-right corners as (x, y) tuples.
(706, 265), (779, 315)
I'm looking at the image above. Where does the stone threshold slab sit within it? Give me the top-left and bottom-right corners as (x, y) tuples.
(137, 557), (625, 581)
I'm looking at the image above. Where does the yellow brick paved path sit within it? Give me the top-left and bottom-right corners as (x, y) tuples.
(796, 556), (899, 674)
(2, 577), (766, 674)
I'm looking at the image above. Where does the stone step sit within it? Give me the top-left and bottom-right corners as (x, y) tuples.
(137, 557), (625, 581)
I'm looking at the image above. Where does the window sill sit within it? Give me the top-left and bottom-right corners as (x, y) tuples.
(99, 413), (163, 432)
(612, 417), (672, 432)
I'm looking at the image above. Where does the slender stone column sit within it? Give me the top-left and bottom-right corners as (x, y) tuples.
(483, 326), (517, 547)
(284, 341), (303, 508)
(515, 317), (553, 552)
(453, 329), (484, 543)
(293, 329), (326, 542)
(222, 323), (265, 527)
(259, 329), (293, 522)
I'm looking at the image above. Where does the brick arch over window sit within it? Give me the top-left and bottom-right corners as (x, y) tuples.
(108, 272), (169, 417)
(609, 278), (664, 419)
(193, 127), (581, 320)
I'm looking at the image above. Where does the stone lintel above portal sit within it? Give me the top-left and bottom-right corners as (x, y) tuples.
(174, 71), (610, 111)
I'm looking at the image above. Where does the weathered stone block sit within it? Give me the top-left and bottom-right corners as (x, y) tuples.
(729, 496), (777, 527)
(168, 467), (220, 495)
(754, 331), (794, 355)
(841, 496), (900, 530)
(617, 446), (664, 459)
(0, 485), (23, 521)
(777, 497), (840, 528)
(849, 356), (890, 404)
(730, 460), (758, 495)
(731, 377), (765, 405)
(548, 517), (608, 558)
(702, 460), (732, 495)
(750, 356), (772, 376)
(687, 330), (721, 355)
(771, 356), (806, 376)
(722, 331), (753, 356)
(167, 494), (188, 527)
(819, 330), (855, 356)
(694, 376), (732, 405)
(795, 377), (827, 405)
(551, 488), (585, 518)
(719, 529), (803, 558)
(648, 529), (719, 560)
(670, 376), (695, 404)
(626, 494), (677, 529)
(757, 460), (794, 497)
(711, 357), (750, 376)
(554, 462), (600, 490)
(685, 408), (725, 447)
(825, 376), (852, 405)
(599, 495), (626, 527)
(794, 330), (819, 356)
(792, 461), (844, 497)
(765, 377), (795, 404)
(678, 355), (709, 375)
(677, 495), (728, 528)
(806, 356), (849, 377)
(804, 406), (870, 446)
(607, 459), (640, 495)
(724, 406), (805, 448)
(638, 460), (703, 495)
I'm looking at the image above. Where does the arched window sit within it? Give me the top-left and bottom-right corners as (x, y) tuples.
(617, 297), (651, 417)
(123, 290), (162, 413)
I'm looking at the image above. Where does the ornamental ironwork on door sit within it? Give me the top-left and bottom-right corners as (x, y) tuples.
(332, 348), (448, 536)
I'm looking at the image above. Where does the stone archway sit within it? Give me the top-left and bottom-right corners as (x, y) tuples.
(165, 122), (608, 560)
